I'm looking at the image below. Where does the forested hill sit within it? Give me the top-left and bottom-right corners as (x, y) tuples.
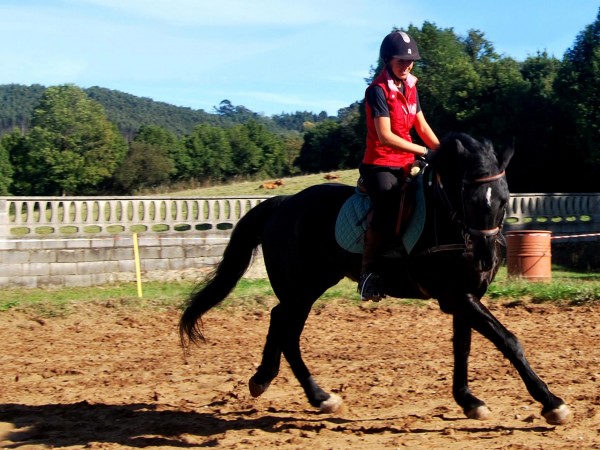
(0, 84), (46, 134)
(86, 86), (219, 138)
(0, 83), (331, 139)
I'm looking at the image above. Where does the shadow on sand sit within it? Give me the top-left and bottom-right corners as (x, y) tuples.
(0, 401), (555, 448)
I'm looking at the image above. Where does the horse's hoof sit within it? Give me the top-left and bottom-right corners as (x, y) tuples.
(465, 405), (492, 421)
(543, 404), (572, 425)
(319, 394), (344, 414)
(248, 378), (270, 398)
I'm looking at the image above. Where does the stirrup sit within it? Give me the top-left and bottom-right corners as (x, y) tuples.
(358, 272), (384, 302)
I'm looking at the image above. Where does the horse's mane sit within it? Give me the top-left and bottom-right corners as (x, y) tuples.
(433, 132), (499, 180)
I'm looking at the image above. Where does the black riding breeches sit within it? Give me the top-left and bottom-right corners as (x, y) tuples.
(358, 163), (406, 235)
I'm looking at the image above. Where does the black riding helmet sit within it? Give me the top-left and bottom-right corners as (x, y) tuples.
(380, 31), (421, 63)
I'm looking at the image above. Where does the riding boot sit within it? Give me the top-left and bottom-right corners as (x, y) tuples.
(358, 228), (385, 302)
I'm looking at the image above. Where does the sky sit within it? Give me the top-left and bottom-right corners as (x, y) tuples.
(1, 0), (598, 117)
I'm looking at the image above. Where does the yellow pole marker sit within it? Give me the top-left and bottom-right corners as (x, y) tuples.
(132, 232), (143, 298)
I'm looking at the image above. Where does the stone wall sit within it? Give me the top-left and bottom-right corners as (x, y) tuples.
(0, 232), (265, 289)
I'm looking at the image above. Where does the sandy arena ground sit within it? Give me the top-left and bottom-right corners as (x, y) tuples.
(1, 298), (599, 449)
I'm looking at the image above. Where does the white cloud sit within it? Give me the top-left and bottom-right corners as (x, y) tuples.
(71, 0), (377, 27)
(0, 54), (87, 86)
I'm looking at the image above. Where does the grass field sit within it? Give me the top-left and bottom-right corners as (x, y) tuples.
(2, 266), (599, 316)
(165, 169), (359, 197)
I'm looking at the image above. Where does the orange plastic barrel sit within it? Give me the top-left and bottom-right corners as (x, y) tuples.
(506, 230), (552, 281)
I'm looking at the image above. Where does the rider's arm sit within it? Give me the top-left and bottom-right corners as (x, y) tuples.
(374, 116), (430, 157)
(413, 111), (440, 150)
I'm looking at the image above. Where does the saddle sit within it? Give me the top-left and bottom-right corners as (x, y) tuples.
(335, 164), (429, 255)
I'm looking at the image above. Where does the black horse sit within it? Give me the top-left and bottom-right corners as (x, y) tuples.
(180, 132), (571, 425)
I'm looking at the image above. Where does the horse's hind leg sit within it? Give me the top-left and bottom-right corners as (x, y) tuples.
(249, 306), (283, 398)
(250, 302), (342, 413)
(278, 303), (343, 413)
(452, 316), (491, 420)
(457, 294), (571, 425)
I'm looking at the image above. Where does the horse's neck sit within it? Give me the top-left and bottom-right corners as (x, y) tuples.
(433, 166), (463, 208)
(427, 168), (465, 240)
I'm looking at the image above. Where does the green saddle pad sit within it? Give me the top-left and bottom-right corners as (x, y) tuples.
(335, 170), (428, 254)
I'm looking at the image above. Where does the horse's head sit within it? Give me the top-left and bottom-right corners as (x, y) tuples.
(433, 133), (514, 278)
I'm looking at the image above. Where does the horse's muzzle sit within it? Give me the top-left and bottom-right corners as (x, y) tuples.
(470, 234), (499, 273)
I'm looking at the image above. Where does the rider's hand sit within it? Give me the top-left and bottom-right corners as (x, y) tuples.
(419, 147), (434, 163)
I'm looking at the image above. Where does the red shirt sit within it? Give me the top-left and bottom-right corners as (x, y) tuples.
(363, 69), (419, 168)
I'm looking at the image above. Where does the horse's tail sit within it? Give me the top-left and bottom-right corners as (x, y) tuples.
(179, 196), (286, 347)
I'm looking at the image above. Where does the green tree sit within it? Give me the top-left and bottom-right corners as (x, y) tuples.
(113, 141), (173, 193)
(3, 129), (28, 194)
(16, 85), (127, 195)
(272, 111), (331, 132)
(521, 51), (561, 99)
(183, 124), (233, 181)
(242, 120), (287, 177)
(336, 102), (365, 168)
(280, 134), (303, 175)
(227, 120), (288, 177)
(5, 129), (38, 196)
(228, 123), (262, 176)
(507, 52), (562, 192)
(296, 120), (347, 172)
(213, 99), (260, 125)
(555, 7), (600, 190)
(470, 56), (529, 140)
(134, 125), (183, 180)
(0, 138), (13, 194)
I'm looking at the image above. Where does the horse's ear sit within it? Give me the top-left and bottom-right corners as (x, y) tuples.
(455, 138), (468, 158)
(498, 145), (515, 171)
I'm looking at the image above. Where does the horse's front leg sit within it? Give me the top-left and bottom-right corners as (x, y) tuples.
(456, 294), (572, 425)
(452, 315), (491, 420)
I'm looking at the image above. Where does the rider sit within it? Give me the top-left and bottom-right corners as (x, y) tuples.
(358, 30), (440, 302)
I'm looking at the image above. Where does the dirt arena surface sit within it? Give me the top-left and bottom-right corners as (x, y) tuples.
(1, 298), (599, 449)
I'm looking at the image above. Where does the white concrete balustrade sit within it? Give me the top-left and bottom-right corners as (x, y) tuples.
(1, 196), (268, 238)
(506, 193), (600, 236)
(1, 193), (599, 238)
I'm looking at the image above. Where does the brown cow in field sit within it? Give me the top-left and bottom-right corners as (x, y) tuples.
(259, 179), (285, 189)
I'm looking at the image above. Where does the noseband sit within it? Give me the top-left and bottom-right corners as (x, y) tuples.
(462, 170), (506, 238)
(463, 171), (506, 185)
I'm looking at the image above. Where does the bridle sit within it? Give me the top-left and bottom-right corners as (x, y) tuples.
(429, 167), (507, 248)
(461, 170), (506, 238)
(409, 164), (508, 261)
